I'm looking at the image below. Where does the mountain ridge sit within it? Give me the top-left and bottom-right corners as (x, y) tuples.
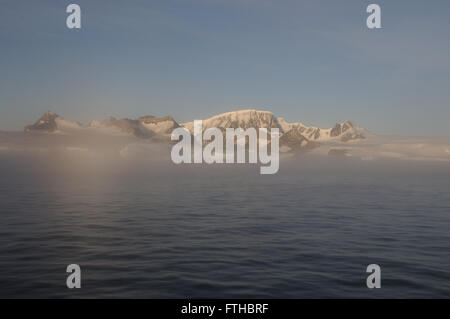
(23, 109), (367, 152)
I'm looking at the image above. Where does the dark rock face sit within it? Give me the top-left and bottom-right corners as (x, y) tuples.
(24, 112), (59, 133)
(330, 123), (342, 137)
(302, 127), (321, 140)
(313, 128), (321, 140)
(330, 121), (360, 139)
(238, 113), (280, 130)
(341, 132), (365, 142)
(108, 118), (152, 138)
(342, 121), (353, 133)
(280, 127), (319, 152)
(96, 115), (181, 138)
(107, 115), (181, 138)
(139, 115), (177, 125)
(202, 111), (282, 131)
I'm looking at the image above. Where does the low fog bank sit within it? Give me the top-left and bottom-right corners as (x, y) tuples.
(1, 131), (450, 186)
(1, 146), (450, 184)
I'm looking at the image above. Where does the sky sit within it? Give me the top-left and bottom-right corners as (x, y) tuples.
(1, 0), (450, 136)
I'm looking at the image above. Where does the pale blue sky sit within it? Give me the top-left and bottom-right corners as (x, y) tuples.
(1, 0), (450, 135)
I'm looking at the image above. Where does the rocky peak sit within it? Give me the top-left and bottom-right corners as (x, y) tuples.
(24, 112), (60, 132)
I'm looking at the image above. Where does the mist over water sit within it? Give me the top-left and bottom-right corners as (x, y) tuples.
(1, 151), (450, 298)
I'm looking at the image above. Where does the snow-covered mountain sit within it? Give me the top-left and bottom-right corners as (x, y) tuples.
(25, 112), (64, 133)
(183, 110), (281, 132)
(23, 109), (368, 152)
(182, 109), (366, 152)
(277, 118), (366, 142)
(10, 109), (450, 162)
(25, 109), (365, 146)
(25, 112), (180, 139)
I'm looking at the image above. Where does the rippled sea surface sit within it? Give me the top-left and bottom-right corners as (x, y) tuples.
(1, 155), (449, 298)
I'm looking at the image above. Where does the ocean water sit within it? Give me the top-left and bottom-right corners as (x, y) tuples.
(0, 154), (449, 298)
